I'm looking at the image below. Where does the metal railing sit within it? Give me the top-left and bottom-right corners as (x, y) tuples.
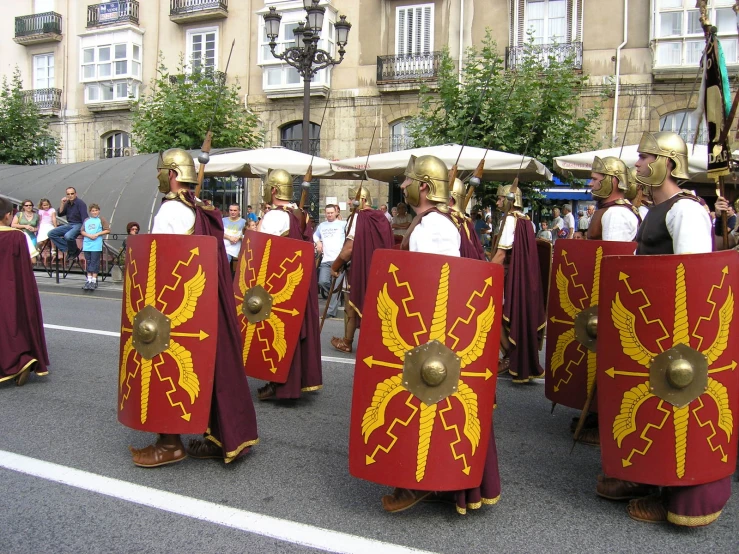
(34, 234), (126, 283)
(87, 1), (139, 27)
(281, 139), (321, 157)
(14, 12), (62, 37)
(505, 42), (583, 70)
(22, 88), (62, 112)
(170, 0), (228, 15)
(390, 135), (415, 152)
(169, 69), (226, 86)
(377, 52), (442, 83)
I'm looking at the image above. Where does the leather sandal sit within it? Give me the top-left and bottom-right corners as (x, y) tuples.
(497, 357), (510, 374)
(257, 382), (277, 401)
(627, 494), (667, 523)
(575, 427), (600, 447)
(187, 438), (224, 460)
(382, 488), (431, 513)
(129, 434), (186, 468)
(15, 367), (31, 387)
(330, 337), (352, 353)
(596, 475), (657, 501)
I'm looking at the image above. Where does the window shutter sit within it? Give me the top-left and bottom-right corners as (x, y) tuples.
(517, 0), (526, 45)
(422, 6), (432, 53)
(397, 8), (406, 55)
(566, 0), (573, 42)
(574, 0), (583, 41)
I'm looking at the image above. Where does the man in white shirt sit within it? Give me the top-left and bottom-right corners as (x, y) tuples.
(562, 204), (575, 239)
(551, 207), (564, 243)
(314, 204), (346, 318)
(379, 204), (393, 224)
(222, 204), (246, 263)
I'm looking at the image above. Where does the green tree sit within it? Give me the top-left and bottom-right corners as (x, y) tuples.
(409, 31), (604, 207)
(132, 56), (263, 152)
(0, 67), (60, 165)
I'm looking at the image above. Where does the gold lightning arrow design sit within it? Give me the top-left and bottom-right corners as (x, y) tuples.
(170, 330), (209, 341)
(708, 361), (737, 374)
(460, 368), (493, 380)
(550, 316), (575, 326)
(605, 367), (650, 379)
(364, 356), (404, 370)
(272, 306), (299, 316)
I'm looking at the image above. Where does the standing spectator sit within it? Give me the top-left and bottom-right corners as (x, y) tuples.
(714, 203), (737, 250)
(80, 203), (110, 290)
(49, 187), (88, 261)
(391, 202), (412, 242)
(12, 199), (39, 263)
(245, 205), (258, 224)
(551, 207), (565, 242)
(380, 204), (393, 224)
(313, 204), (346, 318)
(578, 210), (589, 235)
(222, 204), (246, 263)
(35, 198), (57, 257)
(537, 220), (553, 242)
(121, 222), (140, 264)
(562, 204), (575, 239)
(586, 203), (595, 222)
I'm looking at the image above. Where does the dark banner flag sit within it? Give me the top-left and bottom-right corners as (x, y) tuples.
(703, 29), (732, 181)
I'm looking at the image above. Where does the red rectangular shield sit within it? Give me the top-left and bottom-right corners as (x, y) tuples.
(118, 235), (218, 434)
(597, 251), (739, 486)
(234, 230), (313, 383)
(349, 250), (503, 491)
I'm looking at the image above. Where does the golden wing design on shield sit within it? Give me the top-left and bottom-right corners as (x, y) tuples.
(271, 265), (304, 305)
(556, 266), (580, 319)
(705, 378), (734, 440)
(453, 382), (481, 455)
(167, 266), (206, 329)
(611, 293), (657, 367)
(550, 328), (576, 375)
(613, 382), (654, 447)
(456, 297), (495, 368)
(702, 289), (734, 365)
(168, 339), (200, 404)
(265, 314), (287, 360)
(377, 284), (414, 361)
(362, 374), (406, 442)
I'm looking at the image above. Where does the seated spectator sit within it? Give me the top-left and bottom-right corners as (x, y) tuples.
(80, 203), (110, 290)
(11, 199), (39, 263)
(36, 198), (57, 258)
(391, 202), (412, 242)
(49, 187), (88, 262)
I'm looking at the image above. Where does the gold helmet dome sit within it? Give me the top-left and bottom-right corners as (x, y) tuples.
(449, 178), (466, 214)
(263, 169), (294, 204)
(157, 148), (198, 193)
(636, 131), (690, 186)
(496, 184), (523, 212)
(349, 184), (372, 207)
(403, 154), (449, 208)
(590, 156), (630, 199)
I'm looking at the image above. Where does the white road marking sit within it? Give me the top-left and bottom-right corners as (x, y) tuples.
(43, 324), (357, 365)
(0, 451), (434, 554)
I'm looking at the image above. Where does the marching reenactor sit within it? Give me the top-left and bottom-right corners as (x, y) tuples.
(121, 148), (259, 467)
(586, 157), (641, 241)
(449, 177), (486, 260)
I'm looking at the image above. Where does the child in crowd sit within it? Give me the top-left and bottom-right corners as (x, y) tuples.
(80, 204), (110, 290)
(246, 219), (257, 232)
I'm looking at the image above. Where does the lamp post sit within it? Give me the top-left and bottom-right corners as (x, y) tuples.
(263, 1), (351, 155)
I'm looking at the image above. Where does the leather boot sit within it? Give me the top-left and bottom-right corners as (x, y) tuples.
(130, 433), (187, 468)
(382, 488), (431, 513)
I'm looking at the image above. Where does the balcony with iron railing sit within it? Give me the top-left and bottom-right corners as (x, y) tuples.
(376, 52), (442, 91)
(13, 12), (62, 45)
(280, 139), (321, 157)
(23, 88), (62, 116)
(87, 1), (139, 28)
(170, 0), (228, 24)
(505, 42), (583, 71)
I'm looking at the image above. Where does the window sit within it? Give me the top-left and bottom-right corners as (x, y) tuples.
(80, 31), (142, 105)
(390, 121), (415, 152)
(85, 81), (138, 103)
(654, 0), (738, 67)
(187, 28), (218, 72)
(103, 131), (131, 158)
(660, 110), (708, 144)
(281, 122), (320, 221)
(396, 4), (433, 56)
(34, 54), (54, 89)
(34, 0), (54, 13)
(525, 0), (567, 44)
(257, 5), (336, 92)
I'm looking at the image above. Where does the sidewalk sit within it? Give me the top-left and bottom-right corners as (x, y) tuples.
(34, 267), (123, 299)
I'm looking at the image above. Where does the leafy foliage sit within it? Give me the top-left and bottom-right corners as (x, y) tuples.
(132, 56), (263, 153)
(0, 67), (60, 165)
(408, 31), (604, 207)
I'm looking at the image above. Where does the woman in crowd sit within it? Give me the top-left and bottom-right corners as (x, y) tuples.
(36, 198), (57, 258)
(12, 199), (39, 263)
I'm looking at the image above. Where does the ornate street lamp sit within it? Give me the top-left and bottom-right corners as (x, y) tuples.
(263, 1), (351, 155)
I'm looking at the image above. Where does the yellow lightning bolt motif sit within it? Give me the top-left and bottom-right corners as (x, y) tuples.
(622, 399), (671, 468)
(448, 277), (492, 350)
(691, 266), (728, 350)
(153, 354), (192, 422)
(120, 353), (141, 410)
(618, 271), (671, 353)
(130, 258), (144, 312)
(561, 249), (589, 310)
(156, 247), (199, 313)
(438, 397), (472, 475)
(266, 250), (303, 291)
(365, 394), (419, 465)
(256, 320), (277, 372)
(692, 396), (729, 463)
(553, 343), (587, 392)
(388, 263), (427, 346)
(238, 237), (257, 298)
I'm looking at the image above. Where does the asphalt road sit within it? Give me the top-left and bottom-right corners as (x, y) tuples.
(1, 277), (737, 553)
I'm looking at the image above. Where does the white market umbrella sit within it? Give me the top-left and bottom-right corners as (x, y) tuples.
(194, 146), (357, 179)
(332, 144), (552, 183)
(553, 144), (722, 184)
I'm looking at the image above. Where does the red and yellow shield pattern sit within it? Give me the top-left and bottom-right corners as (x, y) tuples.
(597, 251), (739, 486)
(349, 250), (503, 491)
(233, 230), (313, 383)
(118, 235), (218, 433)
(545, 240), (636, 410)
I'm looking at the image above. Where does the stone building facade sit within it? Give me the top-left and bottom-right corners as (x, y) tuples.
(2, 0), (736, 213)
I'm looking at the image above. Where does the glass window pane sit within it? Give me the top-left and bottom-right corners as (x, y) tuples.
(133, 44), (140, 60)
(548, 0), (566, 18)
(657, 41), (682, 65)
(659, 12), (682, 37)
(660, 0), (682, 8)
(83, 48), (95, 63)
(102, 84), (114, 100)
(721, 38), (738, 63)
(132, 61), (140, 76)
(549, 17), (567, 40)
(115, 61), (127, 75)
(87, 85), (98, 101)
(116, 83), (127, 98)
(115, 44), (126, 59)
(98, 63), (111, 77)
(685, 41), (703, 64)
(83, 65), (95, 79)
(266, 67), (282, 86)
(716, 8), (735, 33)
(286, 66), (300, 84)
(99, 47), (111, 61)
(686, 10), (702, 34)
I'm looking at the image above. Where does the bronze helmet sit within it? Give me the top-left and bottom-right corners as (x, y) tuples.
(262, 169), (294, 204)
(496, 184), (523, 213)
(349, 184), (372, 207)
(403, 155), (449, 209)
(635, 131), (690, 186)
(157, 148), (198, 193)
(590, 156), (630, 199)
(449, 178), (466, 214)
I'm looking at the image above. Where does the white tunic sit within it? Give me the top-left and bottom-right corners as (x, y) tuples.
(260, 208), (291, 237)
(151, 199), (195, 235)
(408, 212), (460, 256)
(497, 214), (536, 250)
(665, 196), (712, 254)
(638, 205), (649, 220)
(601, 207), (639, 242)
